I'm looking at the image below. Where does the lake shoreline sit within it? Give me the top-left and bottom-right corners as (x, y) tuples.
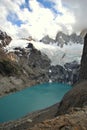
(0, 103), (59, 129)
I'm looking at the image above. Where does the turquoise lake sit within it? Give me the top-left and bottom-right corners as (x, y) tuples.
(0, 83), (71, 123)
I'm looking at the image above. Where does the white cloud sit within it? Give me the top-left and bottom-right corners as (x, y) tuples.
(61, 0), (87, 33)
(0, 0), (87, 39)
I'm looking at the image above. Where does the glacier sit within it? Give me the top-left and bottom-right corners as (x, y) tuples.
(5, 39), (83, 66)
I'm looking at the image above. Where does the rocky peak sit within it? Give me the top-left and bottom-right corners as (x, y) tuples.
(40, 31), (83, 47)
(40, 35), (55, 44)
(55, 31), (69, 47)
(0, 30), (12, 47)
(69, 33), (83, 43)
(56, 31), (83, 47)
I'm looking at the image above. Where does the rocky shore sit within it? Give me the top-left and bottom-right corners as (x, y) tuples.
(29, 106), (87, 130)
(0, 103), (59, 130)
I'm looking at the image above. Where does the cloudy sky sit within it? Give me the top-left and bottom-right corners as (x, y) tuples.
(0, 0), (87, 39)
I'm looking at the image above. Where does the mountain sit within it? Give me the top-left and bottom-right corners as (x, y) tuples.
(0, 30), (83, 96)
(5, 37), (83, 66)
(40, 31), (83, 47)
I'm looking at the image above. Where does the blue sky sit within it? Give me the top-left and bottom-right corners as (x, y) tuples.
(7, 0), (59, 27)
(0, 0), (87, 39)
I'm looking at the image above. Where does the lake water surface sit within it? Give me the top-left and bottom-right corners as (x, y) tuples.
(0, 83), (71, 123)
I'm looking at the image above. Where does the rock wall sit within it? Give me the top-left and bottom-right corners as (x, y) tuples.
(80, 33), (87, 80)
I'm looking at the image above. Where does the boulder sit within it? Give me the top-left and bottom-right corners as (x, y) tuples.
(57, 80), (87, 115)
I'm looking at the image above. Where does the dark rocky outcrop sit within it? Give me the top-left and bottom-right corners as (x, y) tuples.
(80, 33), (87, 80)
(48, 61), (79, 85)
(0, 30), (12, 47)
(28, 49), (50, 69)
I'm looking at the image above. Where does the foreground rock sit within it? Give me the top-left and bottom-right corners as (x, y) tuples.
(57, 80), (87, 115)
(29, 106), (87, 130)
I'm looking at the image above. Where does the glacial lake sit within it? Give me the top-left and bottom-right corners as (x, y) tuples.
(0, 83), (71, 123)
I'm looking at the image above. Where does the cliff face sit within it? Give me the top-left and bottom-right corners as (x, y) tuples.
(80, 33), (87, 80)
